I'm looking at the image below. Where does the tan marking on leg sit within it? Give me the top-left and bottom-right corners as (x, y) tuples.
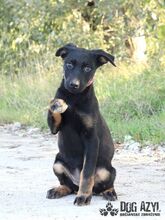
(78, 173), (94, 196)
(53, 163), (80, 186)
(103, 187), (114, 193)
(53, 163), (64, 174)
(102, 187), (117, 200)
(54, 185), (72, 196)
(52, 112), (62, 128)
(95, 168), (110, 184)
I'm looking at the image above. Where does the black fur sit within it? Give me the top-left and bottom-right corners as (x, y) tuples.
(47, 44), (117, 205)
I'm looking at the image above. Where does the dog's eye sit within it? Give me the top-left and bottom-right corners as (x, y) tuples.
(84, 66), (91, 73)
(66, 63), (74, 70)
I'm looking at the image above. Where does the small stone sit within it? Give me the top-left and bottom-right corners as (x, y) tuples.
(157, 146), (165, 153)
(123, 135), (140, 152)
(127, 142), (140, 152)
(141, 146), (152, 156)
(11, 122), (21, 131)
(27, 127), (40, 135)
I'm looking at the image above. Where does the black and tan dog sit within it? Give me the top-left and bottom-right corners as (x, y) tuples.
(47, 44), (117, 206)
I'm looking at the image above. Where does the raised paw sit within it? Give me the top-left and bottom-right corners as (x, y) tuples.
(74, 194), (92, 206)
(100, 208), (108, 216)
(49, 99), (68, 113)
(102, 188), (117, 201)
(46, 185), (71, 199)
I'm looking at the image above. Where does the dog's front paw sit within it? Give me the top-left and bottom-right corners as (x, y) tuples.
(74, 194), (92, 206)
(50, 99), (68, 113)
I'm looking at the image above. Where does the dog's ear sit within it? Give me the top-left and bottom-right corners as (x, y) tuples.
(92, 49), (116, 67)
(55, 43), (77, 59)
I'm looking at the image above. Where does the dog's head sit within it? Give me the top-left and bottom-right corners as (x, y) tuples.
(56, 43), (116, 94)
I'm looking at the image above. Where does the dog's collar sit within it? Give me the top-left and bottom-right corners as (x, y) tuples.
(87, 78), (94, 87)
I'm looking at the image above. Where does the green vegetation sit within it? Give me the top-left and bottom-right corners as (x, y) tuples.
(0, 0), (165, 143)
(0, 58), (164, 143)
(96, 64), (165, 143)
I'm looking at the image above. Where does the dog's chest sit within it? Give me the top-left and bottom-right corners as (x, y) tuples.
(77, 110), (94, 129)
(64, 108), (94, 131)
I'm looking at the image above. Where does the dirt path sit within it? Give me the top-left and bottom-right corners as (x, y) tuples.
(0, 124), (164, 220)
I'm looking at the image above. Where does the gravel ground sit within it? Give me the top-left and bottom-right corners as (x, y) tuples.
(0, 123), (164, 220)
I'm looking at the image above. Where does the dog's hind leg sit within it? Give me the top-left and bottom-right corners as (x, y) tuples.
(93, 166), (117, 201)
(46, 185), (72, 199)
(47, 161), (78, 199)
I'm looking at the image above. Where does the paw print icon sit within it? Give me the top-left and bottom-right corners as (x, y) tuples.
(110, 208), (119, 216)
(99, 202), (119, 216)
(106, 202), (113, 211)
(100, 208), (108, 216)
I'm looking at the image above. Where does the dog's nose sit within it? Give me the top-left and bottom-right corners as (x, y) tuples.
(69, 80), (80, 89)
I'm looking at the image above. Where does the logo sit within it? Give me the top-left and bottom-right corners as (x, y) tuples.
(99, 201), (161, 217)
(100, 202), (119, 216)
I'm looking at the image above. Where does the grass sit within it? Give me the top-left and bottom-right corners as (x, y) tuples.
(95, 63), (165, 143)
(0, 54), (165, 144)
